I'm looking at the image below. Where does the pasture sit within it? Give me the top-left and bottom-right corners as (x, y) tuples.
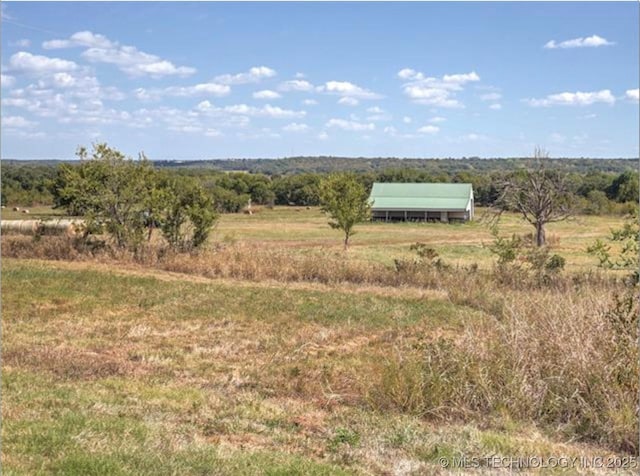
(1, 206), (636, 474)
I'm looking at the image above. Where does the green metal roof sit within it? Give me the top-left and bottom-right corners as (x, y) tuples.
(369, 183), (472, 211)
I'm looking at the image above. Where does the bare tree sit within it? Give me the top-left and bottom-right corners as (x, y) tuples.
(492, 147), (574, 246)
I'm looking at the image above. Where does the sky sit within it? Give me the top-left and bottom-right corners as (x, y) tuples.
(1, 1), (638, 160)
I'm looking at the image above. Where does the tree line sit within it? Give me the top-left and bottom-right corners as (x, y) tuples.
(2, 149), (638, 215)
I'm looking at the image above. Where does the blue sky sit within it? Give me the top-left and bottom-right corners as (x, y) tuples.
(1, 1), (638, 159)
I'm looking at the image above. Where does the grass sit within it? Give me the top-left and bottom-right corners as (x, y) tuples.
(2, 206), (635, 473)
(2, 259), (633, 474)
(1, 205), (625, 271)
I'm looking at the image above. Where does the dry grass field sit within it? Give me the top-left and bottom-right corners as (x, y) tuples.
(1, 207), (636, 474)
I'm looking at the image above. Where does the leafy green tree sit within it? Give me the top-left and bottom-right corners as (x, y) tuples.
(587, 206), (639, 279)
(157, 174), (217, 251)
(607, 170), (639, 203)
(319, 173), (371, 249)
(51, 144), (156, 251)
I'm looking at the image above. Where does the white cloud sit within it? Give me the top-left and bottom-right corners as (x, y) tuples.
(367, 106), (383, 113)
(489, 103), (502, 110)
(398, 68), (421, 80)
(480, 92), (502, 101)
(525, 89), (616, 107)
(1, 74), (16, 88)
(429, 116), (446, 123)
(326, 118), (374, 131)
(399, 69), (479, 108)
(303, 99), (318, 106)
(626, 89), (639, 102)
(198, 103), (305, 119)
(317, 131), (329, 140)
(43, 31), (116, 50)
(338, 96), (359, 106)
(550, 132), (566, 144)
(215, 66), (276, 85)
(404, 85), (462, 108)
(134, 82), (230, 101)
(443, 71), (480, 84)
(1, 115), (36, 128)
(418, 125), (439, 134)
(318, 80), (382, 99)
(283, 122), (309, 132)
(279, 79), (314, 92)
(544, 35), (614, 49)
(41, 31), (195, 78)
(8, 52), (78, 74)
(402, 116), (412, 124)
(83, 45), (196, 77)
(253, 89), (281, 100)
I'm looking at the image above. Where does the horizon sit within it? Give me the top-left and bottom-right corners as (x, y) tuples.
(1, 2), (639, 160)
(3, 155), (639, 163)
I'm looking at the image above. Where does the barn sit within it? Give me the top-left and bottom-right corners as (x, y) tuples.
(369, 182), (474, 222)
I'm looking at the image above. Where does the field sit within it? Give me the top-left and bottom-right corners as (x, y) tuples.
(1, 207), (636, 474)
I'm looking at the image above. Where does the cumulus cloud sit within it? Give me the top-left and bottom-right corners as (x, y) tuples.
(489, 103), (502, 110)
(253, 89), (281, 100)
(215, 66), (276, 85)
(8, 51), (78, 74)
(283, 122), (309, 132)
(480, 92), (502, 101)
(196, 101), (306, 119)
(134, 82), (230, 101)
(338, 96), (359, 106)
(525, 89), (615, 107)
(443, 72), (480, 83)
(626, 89), (639, 102)
(279, 79), (314, 92)
(43, 31), (116, 50)
(41, 31), (195, 78)
(402, 116), (412, 124)
(429, 116), (446, 123)
(418, 125), (439, 134)
(544, 35), (614, 49)
(326, 118), (375, 131)
(398, 68), (479, 108)
(83, 45), (196, 77)
(318, 80), (382, 100)
(303, 99), (318, 106)
(317, 131), (329, 140)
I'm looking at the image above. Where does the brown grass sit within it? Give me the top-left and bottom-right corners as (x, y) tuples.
(2, 233), (637, 456)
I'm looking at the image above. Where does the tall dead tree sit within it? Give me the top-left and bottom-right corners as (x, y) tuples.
(493, 147), (574, 247)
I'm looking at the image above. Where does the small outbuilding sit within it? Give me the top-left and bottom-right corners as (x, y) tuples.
(369, 182), (474, 222)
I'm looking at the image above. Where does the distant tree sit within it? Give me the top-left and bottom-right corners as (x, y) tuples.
(607, 170), (639, 203)
(492, 148), (574, 247)
(319, 173), (371, 249)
